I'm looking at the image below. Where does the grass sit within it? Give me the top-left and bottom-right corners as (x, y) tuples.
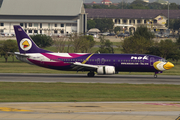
(0, 82), (180, 102)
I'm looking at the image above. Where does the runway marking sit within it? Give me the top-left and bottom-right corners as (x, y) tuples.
(143, 103), (180, 107)
(0, 107), (33, 112)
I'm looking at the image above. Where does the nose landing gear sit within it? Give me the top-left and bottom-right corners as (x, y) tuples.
(154, 74), (157, 78)
(154, 71), (162, 78)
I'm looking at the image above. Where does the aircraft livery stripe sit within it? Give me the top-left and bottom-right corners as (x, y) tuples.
(82, 53), (94, 64)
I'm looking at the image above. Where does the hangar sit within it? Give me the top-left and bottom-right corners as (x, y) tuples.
(0, 0), (87, 35)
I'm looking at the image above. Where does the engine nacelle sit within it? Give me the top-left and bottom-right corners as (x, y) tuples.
(97, 66), (115, 75)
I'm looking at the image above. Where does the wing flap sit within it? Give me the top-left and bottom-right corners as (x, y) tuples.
(71, 62), (98, 71)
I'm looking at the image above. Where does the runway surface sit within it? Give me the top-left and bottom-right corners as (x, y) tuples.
(0, 102), (180, 120)
(0, 73), (180, 84)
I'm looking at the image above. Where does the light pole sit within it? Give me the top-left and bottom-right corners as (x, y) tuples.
(168, 0), (169, 30)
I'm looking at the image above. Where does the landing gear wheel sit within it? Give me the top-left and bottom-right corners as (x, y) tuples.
(154, 74), (157, 78)
(87, 72), (95, 77)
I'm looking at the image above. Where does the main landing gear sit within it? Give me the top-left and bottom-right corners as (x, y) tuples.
(87, 72), (95, 77)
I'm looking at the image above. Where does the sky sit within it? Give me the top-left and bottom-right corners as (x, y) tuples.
(84, 0), (180, 4)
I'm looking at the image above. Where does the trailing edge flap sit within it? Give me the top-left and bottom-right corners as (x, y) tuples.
(8, 52), (29, 58)
(70, 62), (98, 71)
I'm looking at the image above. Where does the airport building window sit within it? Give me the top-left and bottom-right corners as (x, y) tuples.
(29, 23), (32, 27)
(0, 23), (4, 26)
(28, 30), (32, 33)
(34, 30), (37, 33)
(55, 24), (57, 27)
(144, 20), (146, 24)
(20, 23), (23, 26)
(54, 30), (58, 34)
(40, 23), (42, 28)
(34, 23), (38, 27)
(72, 23), (77, 26)
(61, 24), (64, 27)
(61, 30), (64, 34)
(154, 20), (157, 23)
(115, 19), (117, 24)
(66, 23), (71, 26)
(25, 23), (27, 28)
(137, 20), (141, 23)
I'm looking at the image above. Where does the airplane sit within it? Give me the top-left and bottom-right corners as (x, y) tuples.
(12, 25), (174, 77)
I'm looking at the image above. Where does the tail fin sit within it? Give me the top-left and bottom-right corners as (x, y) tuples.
(14, 25), (51, 54)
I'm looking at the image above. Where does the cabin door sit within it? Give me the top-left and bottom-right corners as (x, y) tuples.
(40, 56), (45, 65)
(97, 58), (105, 65)
(150, 57), (155, 66)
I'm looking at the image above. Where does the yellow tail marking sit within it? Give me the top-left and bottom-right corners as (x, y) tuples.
(82, 53), (94, 64)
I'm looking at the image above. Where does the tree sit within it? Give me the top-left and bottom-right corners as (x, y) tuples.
(71, 34), (95, 53)
(87, 19), (96, 30)
(163, 3), (179, 10)
(67, 34), (73, 53)
(129, 0), (149, 9)
(52, 36), (66, 52)
(134, 25), (155, 40)
(157, 39), (177, 59)
(94, 18), (114, 32)
(114, 27), (121, 34)
(148, 43), (161, 56)
(30, 34), (53, 48)
(121, 26), (154, 54)
(122, 36), (152, 54)
(148, 2), (163, 9)
(97, 36), (114, 53)
(83, 35), (96, 53)
(0, 40), (18, 62)
(172, 19), (180, 30)
(93, 4), (102, 9)
(176, 35), (180, 47)
(167, 19), (180, 30)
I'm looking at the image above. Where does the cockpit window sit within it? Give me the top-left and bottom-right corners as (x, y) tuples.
(159, 59), (167, 62)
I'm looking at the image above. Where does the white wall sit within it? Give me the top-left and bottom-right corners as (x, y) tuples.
(0, 22), (78, 36)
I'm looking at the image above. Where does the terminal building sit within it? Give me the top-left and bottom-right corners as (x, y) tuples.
(86, 9), (180, 32)
(0, 0), (87, 36)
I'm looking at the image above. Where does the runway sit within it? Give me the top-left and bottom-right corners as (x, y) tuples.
(0, 73), (180, 84)
(0, 73), (180, 120)
(0, 102), (180, 120)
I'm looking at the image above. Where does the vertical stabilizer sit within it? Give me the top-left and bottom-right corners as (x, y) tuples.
(14, 25), (51, 54)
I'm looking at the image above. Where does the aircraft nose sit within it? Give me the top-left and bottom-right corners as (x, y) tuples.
(163, 62), (174, 70)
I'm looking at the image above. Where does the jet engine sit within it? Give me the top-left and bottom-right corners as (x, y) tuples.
(97, 66), (115, 75)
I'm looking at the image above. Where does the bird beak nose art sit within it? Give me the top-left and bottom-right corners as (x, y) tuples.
(163, 62), (174, 70)
(153, 61), (174, 71)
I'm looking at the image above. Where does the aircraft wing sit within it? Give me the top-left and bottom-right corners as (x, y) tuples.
(69, 62), (98, 71)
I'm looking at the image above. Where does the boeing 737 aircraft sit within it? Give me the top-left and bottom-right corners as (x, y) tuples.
(12, 25), (174, 77)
